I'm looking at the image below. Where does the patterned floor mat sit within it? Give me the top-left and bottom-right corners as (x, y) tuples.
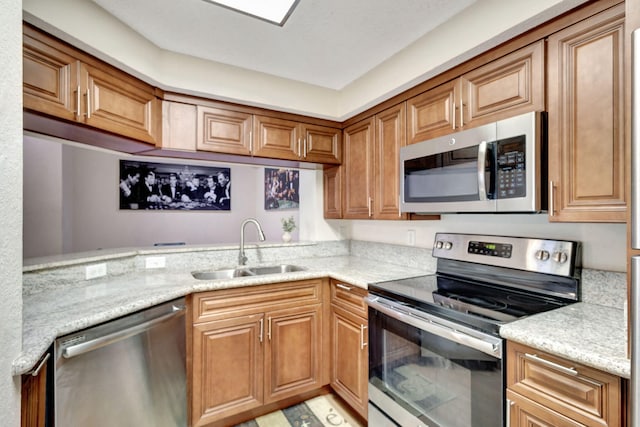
(234, 395), (363, 427)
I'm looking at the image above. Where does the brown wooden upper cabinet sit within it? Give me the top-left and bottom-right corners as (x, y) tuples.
(253, 115), (341, 164)
(407, 41), (545, 144)
(341, 103), (407, 219)
(196, 105), (253, 156)
(23, 25), (161, 145)
(323, 166), (343, 219)
(547, 4), (626, 222)
(196, 106), (341, 164)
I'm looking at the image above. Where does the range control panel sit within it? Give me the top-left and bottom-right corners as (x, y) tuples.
(467, 241), (512, 258)
(432, 232), (580, 277)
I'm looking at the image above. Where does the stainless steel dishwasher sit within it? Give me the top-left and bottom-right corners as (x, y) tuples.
(54, 297), (186, 427)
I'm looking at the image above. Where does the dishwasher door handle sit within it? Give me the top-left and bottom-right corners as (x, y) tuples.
(62, 304), (186, 359)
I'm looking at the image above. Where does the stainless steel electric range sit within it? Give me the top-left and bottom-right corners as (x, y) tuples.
(366, 232), (581, 427)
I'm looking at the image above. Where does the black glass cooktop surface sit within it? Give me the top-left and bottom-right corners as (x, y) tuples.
(368, 272), (573, 334)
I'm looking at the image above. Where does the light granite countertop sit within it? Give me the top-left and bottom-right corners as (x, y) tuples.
(500, 302), (629, 378)
(16, 240), (630, 381)
(16, 252), (432, 376)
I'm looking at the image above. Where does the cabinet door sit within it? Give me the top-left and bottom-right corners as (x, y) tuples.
(21, 355), (49, 427)
(507, 391), (584, 427)
(407, 79), (459, 143)
(191, 313), (264, 427)
(323, 166), (342, 218)
(343, 117), (375, 218)
(507, 341), (621, 426)
(547, 5), (626, 222)
(462, 41), (545, 128)
(253, 115), (299, 160)
(264, 304), (322, 403)
(23, 26), (79, 121)
(302, 124), (342, 164)
(374, 103), (407, 219)
(196, 106), (252, 155)
(81, 63), (160, 144)
(330, 305), (368, 420)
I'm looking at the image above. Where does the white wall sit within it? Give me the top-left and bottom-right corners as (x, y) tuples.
(1, 0), (23, 425)
(23, 135), (626, 271)
(328, 214), (626, 272)
(23, 135), (304, 256)
(23, 137), (63, 255)
(23, 0), (589, 120)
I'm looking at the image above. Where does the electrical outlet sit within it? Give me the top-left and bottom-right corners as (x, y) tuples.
(407, 229), (416, 246)
(85, 263), (107, 280)
(145, 256), (166, 269)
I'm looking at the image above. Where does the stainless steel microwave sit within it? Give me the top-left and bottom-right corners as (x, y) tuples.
(400, 111), (547, 214)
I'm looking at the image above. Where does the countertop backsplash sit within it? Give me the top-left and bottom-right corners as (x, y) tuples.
(23, 240), (625, 310)
(580, 269), (627, 310)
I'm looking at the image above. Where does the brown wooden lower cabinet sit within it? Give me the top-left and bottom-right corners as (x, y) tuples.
(507, 341), (622, 427)
(329, 280), (368, 421)
(188, 280), (328, 427)
(508, 390), (586, 427)
(21, 363), (48, 427)
(330, 305), (368, 420)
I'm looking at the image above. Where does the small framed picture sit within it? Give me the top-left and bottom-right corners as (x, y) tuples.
(264, 168), (299, 210)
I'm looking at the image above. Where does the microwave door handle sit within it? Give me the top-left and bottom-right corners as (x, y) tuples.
(477, 140), (488, 201)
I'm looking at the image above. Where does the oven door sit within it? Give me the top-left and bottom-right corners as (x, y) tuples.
(366, 295), (504, 427)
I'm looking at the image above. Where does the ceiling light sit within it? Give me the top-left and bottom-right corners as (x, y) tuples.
(202, 0), (300, 26)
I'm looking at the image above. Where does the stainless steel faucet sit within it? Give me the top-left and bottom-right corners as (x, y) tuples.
(239, 218), (266, 265)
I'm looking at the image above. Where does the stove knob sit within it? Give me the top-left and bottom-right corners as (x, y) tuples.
(535, 250), (550, 261)
(553, 251), (568, 263)
(444, 241), (453, 250)
(435, 240), (443, 249)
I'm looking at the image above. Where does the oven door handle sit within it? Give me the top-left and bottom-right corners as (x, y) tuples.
(366, 296), (502, 358)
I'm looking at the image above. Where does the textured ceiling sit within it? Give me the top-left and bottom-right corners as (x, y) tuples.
(91, 0), (476, 90)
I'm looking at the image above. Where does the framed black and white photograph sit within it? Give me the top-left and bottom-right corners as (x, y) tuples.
(119, 160), (231, 210)
(264, 168), (299, 210)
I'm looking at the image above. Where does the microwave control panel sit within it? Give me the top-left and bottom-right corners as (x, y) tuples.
(496, 135), (526, 199)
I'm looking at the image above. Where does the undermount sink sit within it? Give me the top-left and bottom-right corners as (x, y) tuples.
(191, 264), (306, 280)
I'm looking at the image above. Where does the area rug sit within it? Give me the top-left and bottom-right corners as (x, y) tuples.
(234, 395), (362, 427)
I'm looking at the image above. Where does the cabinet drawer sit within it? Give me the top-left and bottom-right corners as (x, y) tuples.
(507, 341), (621, 426)
(330, 279), (368, 317)
(193, 279), (323, 323)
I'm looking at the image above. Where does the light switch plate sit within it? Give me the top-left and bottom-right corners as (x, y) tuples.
(85, 263), (107, 280)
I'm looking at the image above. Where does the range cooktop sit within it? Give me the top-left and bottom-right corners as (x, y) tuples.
(368, 232), (581, 334)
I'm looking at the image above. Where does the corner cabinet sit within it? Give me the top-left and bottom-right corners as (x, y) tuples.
(547, 4), (626, 222)
(407, 40), (544, 144)
(23, 25), (161, 145)
(329, 280), (368, 420)
(507, 341), (622, 427)
(341, 103), (407, 219)
(323, 165), (343, 218)
(188, 280), (327, 427)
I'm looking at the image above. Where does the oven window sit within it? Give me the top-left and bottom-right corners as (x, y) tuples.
(369, 307), (503, 427)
